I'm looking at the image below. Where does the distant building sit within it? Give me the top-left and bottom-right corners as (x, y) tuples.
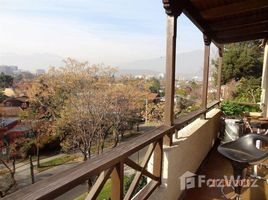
(0, 65), (18, 75)
(36, 69), (45, 76)
(134, 75), (144, 79)
(192, 76), (200, 81)
(158, 73), (165, 79)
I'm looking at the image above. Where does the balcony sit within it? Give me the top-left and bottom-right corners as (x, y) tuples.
(2, 0), (268, 200)
(2, 103), (220, 200)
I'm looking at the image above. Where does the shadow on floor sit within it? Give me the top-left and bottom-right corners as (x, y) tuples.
(183, 147), (268, 200)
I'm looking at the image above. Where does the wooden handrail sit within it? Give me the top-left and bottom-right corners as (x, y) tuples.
(174, 100), (220, 129)
(3, 101), (220, 200)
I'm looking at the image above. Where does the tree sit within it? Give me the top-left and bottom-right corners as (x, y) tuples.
(221, 40), (263, 84)
(20, 68), (67, 167)
(146, 77), (161, 93)
(234, 77), (261, 103)
(142, 102), (165, 123)
(0, 73), (13, 88)
(0, 90), (7, 103)
(109, 83), (145, 147)
(0, 158), (16, 197)
(48, 59), (116, 160)
(59, 88), (112, 160)
(14, 72), (35, 83)
(12, 137), (37, 184)
(210, 40), (263, 103)
(21, 58), (147, 162)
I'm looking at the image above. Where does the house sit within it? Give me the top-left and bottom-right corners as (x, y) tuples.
(0, 118), (20, 148)
(0, 118), (20, 136)
(0, 124), (32, 157)
(146, 93), (160, 103)
(3, 96), (29, 109)
(1, 124), (32, 144)
(0, 107), (23, 117)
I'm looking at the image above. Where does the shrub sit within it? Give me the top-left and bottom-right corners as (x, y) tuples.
(221, 101), (261, 116)
(124, 174), (147, 195)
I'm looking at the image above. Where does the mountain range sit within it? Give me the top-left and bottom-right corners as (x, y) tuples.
(118, 49), (204, 79)
(1, 50), (205, 79)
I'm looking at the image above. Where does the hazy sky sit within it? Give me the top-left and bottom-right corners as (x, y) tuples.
(0, 0), (204, 72)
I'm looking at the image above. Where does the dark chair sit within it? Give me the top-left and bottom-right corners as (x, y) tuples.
(218, 134), (268, 199)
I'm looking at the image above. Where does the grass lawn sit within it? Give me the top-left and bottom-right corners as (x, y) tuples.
(74, 176), (130, 200)
(36, 154), (79, 172)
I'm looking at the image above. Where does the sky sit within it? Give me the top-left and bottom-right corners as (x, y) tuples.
(0, 0), (204, 72)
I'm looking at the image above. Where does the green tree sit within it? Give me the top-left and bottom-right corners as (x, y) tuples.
(146, 77), (161, 93)
(221, 40), (263, 84)
(0, 90), (6, 103)
(13, 72), (35, 83)
(0, 73), (13, 88)
(234, 77), (261, 103)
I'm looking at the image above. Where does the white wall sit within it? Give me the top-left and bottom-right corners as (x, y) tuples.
(148, 108), (221, 200)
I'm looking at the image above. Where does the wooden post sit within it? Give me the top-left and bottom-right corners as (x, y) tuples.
(217, 45), (223, 102)
(111, 162), (124, 200)
(261, 40), (268, 117)
(164, 15), (178, 126)
(201, 35), (211, 118)
(163, 134), (173, 146)
(153, 138), (163, 185)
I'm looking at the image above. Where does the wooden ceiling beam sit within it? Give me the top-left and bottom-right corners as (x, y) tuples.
(215, 23), (268, 38)
(201, 0), (268, 20)
(212, 20), (268, 32)
(162, 0), (183, 16)
(162, 0), (268, 45)
(162, 0), (220, 48)
(179, 0), (220, 47)
(180, 0), (209, 33)
(210, 11), (268, 31)
(216, 32), (268, 44)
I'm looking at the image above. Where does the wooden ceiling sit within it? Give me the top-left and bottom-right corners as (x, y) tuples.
(163, 0), (268, 44)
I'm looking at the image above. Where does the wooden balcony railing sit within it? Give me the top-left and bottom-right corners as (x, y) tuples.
(3, 100), (220, 200)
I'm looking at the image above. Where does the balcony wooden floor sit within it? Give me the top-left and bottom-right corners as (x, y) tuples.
(184, 144), (268, 200)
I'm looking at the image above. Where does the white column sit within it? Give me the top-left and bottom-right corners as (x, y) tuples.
(261, 41), (268, 117)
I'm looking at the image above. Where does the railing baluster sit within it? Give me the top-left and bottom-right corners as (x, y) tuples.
(111, 162), (124, 200)
(153, 138), (163, 185)
(124, 143), (156, 200)
(86, 168), (114, 200)
(163, 133), (173, 146)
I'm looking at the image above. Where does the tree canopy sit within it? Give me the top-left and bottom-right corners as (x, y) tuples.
(146, 77), (161, 94)
(221, 40), (263, 84)
(21, 58), (146, 160)
(0, 73), (13, 88)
